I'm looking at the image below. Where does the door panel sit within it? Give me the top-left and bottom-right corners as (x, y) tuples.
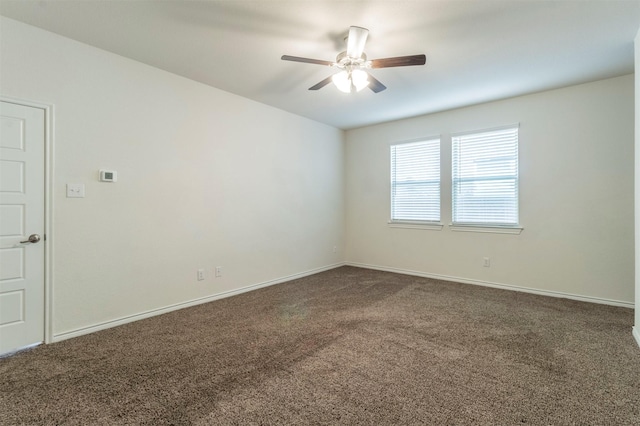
(0, 101), (45, 354)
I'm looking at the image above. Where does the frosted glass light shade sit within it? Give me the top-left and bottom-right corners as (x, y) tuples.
(351, 69), (369, 92)
(332, 71), (351, 93)
(332, 70), (370, 93)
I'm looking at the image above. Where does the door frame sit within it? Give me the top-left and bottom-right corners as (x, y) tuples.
(1, 95), (54, 345)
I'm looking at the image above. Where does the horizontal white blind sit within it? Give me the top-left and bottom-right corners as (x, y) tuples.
(452, 126), (518, 225)
(390, 139), (440, 222)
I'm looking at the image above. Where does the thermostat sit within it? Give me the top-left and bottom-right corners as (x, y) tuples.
(99, 170), (117, 182)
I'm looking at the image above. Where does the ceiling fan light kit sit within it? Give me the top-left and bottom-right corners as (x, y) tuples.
(282, 26), (426, 94)
(332, 69), (369, 93)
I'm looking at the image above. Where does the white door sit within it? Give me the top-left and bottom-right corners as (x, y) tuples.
(0, 101), (45, 355)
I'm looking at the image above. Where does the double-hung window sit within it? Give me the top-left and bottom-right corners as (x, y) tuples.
(451, 125), (519, 228)
(390, 138), (441, 224)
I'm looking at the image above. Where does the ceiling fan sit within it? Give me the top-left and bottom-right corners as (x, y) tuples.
(281, 26), (426, 94)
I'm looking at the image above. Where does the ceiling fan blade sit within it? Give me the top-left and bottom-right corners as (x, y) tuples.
(346, 26), (369, 59)
(281, 55), (334, 66)
(370, 54), (426, 68)
(308, 75), (334, 91)
(367, 74), (387, 93)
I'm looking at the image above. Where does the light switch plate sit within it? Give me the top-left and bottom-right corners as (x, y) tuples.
(66, 183), (85, 198)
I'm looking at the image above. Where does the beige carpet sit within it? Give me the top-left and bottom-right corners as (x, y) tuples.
(1, 266), (639, 425)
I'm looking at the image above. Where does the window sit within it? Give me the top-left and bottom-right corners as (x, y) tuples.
(390, 138), (440, 223)
(452, 125), (519, 227)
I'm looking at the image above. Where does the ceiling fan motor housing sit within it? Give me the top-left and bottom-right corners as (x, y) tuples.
(335, 51), (369, 71)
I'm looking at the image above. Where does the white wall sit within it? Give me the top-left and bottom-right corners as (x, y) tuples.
(346, 75), (634, 305)
(0, 17), (345, 339)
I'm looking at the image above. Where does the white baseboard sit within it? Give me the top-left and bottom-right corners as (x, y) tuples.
(345, 262), (635, 309)
(50, 261), (635, 343)
(52, 262), (346, 343)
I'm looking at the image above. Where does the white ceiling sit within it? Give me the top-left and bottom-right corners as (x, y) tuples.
(1, 1), (639, 130)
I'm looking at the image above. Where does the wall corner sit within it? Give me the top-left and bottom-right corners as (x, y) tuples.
(634, 27), (640, 343)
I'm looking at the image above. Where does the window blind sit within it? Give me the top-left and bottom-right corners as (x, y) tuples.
(390, 139), (440, 222)
(452, 126), (519, 226)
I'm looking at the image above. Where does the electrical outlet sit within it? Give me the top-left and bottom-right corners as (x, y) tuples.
(197, 269), (205, 281)
(66, 183), (85, 198)
(333, 246), (337, 253)
(483, 257), (491, 267)
(215, 266), (222, 277)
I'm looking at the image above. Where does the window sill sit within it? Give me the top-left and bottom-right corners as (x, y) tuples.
(449, 224), (523, 235)
(388, 221), (444, 231)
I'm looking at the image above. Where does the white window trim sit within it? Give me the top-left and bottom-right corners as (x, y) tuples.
(388, 220), (444, 231)
(451, 123), (520, 138)
(390, 136), (441, 223)
(451, 124), (520, 228)
(448, 223), (523, 234)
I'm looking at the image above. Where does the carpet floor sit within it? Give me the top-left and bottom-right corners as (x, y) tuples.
(1, 266), (639, 425)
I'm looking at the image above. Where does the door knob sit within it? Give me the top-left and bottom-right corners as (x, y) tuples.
(20, 234), (41, 244)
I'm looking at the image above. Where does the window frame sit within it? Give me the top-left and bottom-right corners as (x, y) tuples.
(389, 137), (443, 230)
(450, 124), (522, 234)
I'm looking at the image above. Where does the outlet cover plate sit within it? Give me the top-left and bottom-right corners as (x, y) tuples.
(66, 183), (85, 198)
